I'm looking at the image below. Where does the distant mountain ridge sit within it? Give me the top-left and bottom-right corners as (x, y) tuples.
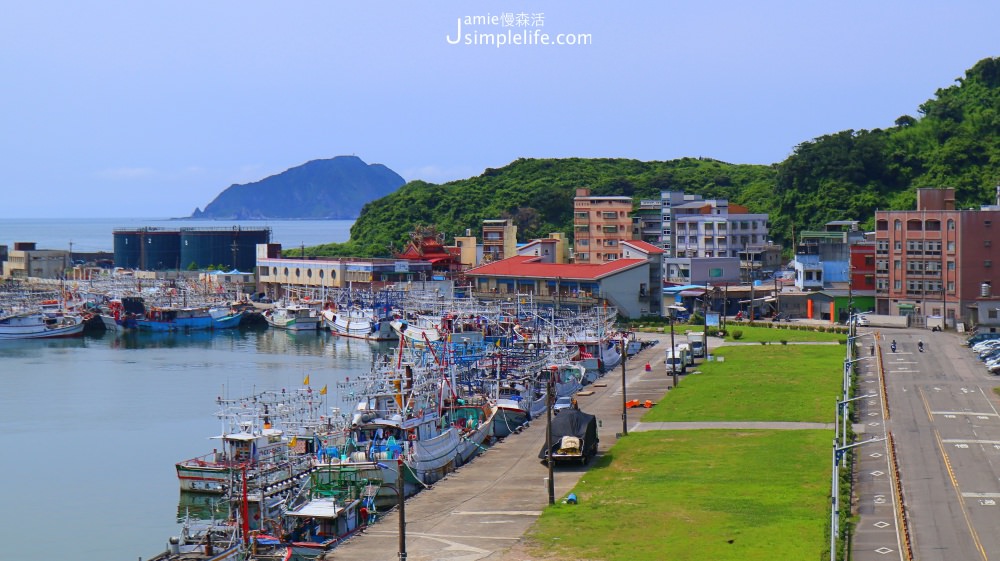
(189, 156), (406, 220)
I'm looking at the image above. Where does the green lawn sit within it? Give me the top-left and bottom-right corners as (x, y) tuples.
(720, 324), (847, 343)
(526, 430), (831, 561)
(642, 345), (843, 423)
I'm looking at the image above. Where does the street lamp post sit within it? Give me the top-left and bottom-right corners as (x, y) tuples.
(836, 393), (877, 448)
(545, 371), (555, 505)
(830, 437), (886, 561)
(620, 337), (628, 436)
(397, 457), (407, 560)
(667, 305), (684, 388)
(842, 356), (874, 400)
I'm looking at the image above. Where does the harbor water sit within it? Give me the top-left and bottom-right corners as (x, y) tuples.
(0, 328), (387, 560)
(0, 217), (365, 559)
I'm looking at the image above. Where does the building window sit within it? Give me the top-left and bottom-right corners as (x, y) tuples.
(907, 219), (922, 231)
(894, 219), (902, 230)
(876, 220), (888, 231)
(948, 281), (955, 292)
(318, 270), (324, 278)
(948, 261), (955, 270)
(990, 309), (998, 320)
(987, 260), (993, 268)
(306, 269), (312, 278)
(894, 280), (901, 289)
(894, 241), (902, 250)
(948, 219), (956, 230)
(926, 220), (941, 231)
(947, 241), (955, 251)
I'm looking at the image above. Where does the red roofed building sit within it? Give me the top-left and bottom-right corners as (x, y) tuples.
(466, 239), (663, 318)
(395, 226), (462, 272)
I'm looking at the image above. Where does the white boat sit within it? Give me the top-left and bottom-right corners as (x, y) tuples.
(390, 317), (443, 345)
(175, 388), (326, 495)
(312, 351), (465, 507)
(322, 307), (395, 340)
(264, 304), (320, 331)
(0, 311), (85, 339)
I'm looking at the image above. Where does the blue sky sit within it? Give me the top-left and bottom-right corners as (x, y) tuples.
(2, 1), (998, 218)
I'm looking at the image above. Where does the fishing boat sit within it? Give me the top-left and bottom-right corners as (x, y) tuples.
(314, 351), (465, 507)
(389, 316), (443, 346)
(175, 389), (325, 495)
(146, 520), (242, 561)
(250, 463), (378, 559)
(0, 310), (85, 339)
(321, 307), (394, 341)
(209, 307), (244, 330)
(137, 306), (214, 332)
(264, 305), (320, 331)
(99, 297), (142, 333)
(444, 395), (496, 463)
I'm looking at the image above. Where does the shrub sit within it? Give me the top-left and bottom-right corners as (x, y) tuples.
(760, 341), (768, 345)
(780, 340), (788, 345)
(731, 330), (743, 340)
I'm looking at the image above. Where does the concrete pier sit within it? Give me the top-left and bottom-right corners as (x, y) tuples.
(326, 333), (672, 561)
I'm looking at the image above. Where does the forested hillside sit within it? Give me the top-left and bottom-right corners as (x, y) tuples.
(306, 158), (775, 257)
(306, 57), (1000, 258)
(772, 57), (1000, 243)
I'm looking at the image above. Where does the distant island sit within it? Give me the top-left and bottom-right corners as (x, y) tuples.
(189, 155), (406, 220)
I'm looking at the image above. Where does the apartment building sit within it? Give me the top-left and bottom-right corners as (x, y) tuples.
(482, 219), (518, 262)
(875, 187), (1000, 326)
(573, 188), (633, 264)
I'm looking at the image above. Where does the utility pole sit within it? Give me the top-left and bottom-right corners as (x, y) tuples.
(231, 240), (239, 271)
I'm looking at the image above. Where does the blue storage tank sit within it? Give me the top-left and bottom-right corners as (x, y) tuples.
(179, 227), (270, 271)
(113, 228), (181, 270)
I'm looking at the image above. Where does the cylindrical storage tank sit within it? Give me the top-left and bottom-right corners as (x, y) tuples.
(113, 230), (142, 269)
(982, 282), (992, 298)
(141, 230), (181, 270)
(179, 227), (271, 271)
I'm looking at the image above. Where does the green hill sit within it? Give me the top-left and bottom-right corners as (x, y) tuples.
(306, 157), (776, 257)
(308, 57), (1000, 258)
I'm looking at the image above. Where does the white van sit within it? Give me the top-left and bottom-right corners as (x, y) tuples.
(674, 343), (695, 366)
(688, 332), (706, 358)
(665, 349), (687, 374)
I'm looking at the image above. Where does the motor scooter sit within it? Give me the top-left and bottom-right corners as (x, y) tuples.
(918, 341), (924, 352)
(890, 341), (897, 353)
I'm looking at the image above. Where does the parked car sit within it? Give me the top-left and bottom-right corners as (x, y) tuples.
(553, 396), (574, 415)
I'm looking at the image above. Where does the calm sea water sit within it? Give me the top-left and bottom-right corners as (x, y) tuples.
(0, 329), (387, 560)
(0, 218), (354, 253)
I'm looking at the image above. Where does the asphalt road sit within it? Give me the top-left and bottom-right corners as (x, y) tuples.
(866, 329), (1000, 561)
